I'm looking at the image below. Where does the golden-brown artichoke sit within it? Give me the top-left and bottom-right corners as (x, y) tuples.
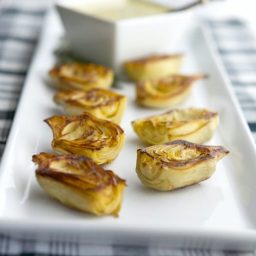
(49, 62), (114, 91)
(132, 108), (219, 145)
(45, 113), (125, 165)
(136, 140), (229, 191)
(33, 153), (126, 216)
(136, 74), (206, 108)
(54, 88), (127, 124)
(124, 54), (183, 81)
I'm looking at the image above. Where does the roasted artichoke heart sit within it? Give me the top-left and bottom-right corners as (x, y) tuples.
(45, 113), (125, 165)
(54, 88), (127, 124)
(136, 74), (205, 108)
(49, 62), (113, 91)
(136, 140), (229, 191)
(132, 108), (219, 145)
(124, 54), (183, 81)
(33, 153), (126, 216)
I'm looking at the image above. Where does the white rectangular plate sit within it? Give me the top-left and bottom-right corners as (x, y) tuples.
(1, 10), (256, 250)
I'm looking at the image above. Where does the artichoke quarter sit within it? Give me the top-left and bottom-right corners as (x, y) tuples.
(45, 113), (125, 165)
(124, 54), (183, 81)
(132, 108), (219, 145)
(136, 140), (229, 191)
(136, 74), (206, 108)
(33, 153), (126, 216)
(49, 62), (113, 91)
(54, 88), (126, 124)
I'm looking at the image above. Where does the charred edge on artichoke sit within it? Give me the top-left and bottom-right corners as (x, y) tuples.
(132, 109), (218, 124)
(164, 109), (218, 121)
(137, 140), (229, 168)
(136, 75), (205, 101)
(136, 84), (191, 101)
(158, 74), (207, 84)
(33, 153), (126, 191)
(54, 89), (126, 108)
(125, 54), (183, 65)
(44, 113), (125, 152)
(49, 63), (112, 82)
(44, 113), (125, 134)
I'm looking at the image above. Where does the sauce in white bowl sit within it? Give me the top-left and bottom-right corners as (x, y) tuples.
(71, 0), (169, 21)
(56, 0), (194, 74)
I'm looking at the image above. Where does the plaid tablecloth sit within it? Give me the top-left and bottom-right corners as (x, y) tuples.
(208, 19), (256, 141)
(0, 0), (46, 157)
(0, 1), (256, 256)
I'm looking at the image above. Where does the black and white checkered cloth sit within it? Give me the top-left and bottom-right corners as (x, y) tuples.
(208, 19), (256, 141)
(0, 1), (256, 256)
(0, 0), (46, 157)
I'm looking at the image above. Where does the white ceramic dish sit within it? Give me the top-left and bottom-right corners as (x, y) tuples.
(1, 9), (256, 250)
(56, 0), (194, 74)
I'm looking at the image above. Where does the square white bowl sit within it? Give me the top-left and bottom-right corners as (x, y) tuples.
(56, 0), (195, 74)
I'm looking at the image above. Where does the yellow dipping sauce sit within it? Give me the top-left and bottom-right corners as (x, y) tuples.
(72, 0), (168, 21)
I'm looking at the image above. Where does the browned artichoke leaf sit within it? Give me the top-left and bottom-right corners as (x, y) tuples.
(136, 140), (229, 191)
(136, 74), (207, 108)
(33, 153), (126, 216)
(54, 88), (126, 124)
(132, 108), (218, 145)
(124, 54), (183, 81)
(45, 113), (125, 165)
(49, 62), (114, 90)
